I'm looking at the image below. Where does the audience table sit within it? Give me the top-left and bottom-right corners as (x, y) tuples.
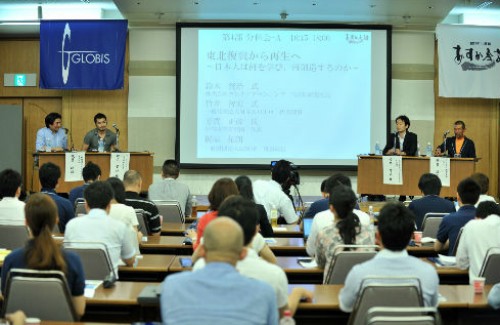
(118, 254), (175, 282)
(161, 222), (303, 238)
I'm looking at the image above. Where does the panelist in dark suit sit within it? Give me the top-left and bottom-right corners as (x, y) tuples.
(409, 173), (456, 230)
(435, 120), (476, 158)
(382, 115), (418, 156)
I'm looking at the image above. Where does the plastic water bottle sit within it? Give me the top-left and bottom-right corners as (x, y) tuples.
(368, 205), (375, 236)
(45, 137), (52, 152)
(191, 195), (197, 217)
(98, 138), (105, 152)
(280, 310), (295, 325)
(271, 204), (278, 228)
(417, 142), (421, 156)
(425, 142), (433, 157)
(374, 142), (381, 155)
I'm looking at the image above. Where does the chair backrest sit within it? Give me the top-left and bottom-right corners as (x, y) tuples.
(479, 247), (500, 284)
(64, 241), (115, 280)
(2, 268), (77, 321)
(366, 307), (440, 325)
(348, 277), (423, 325)
(421, 214), (447, 238)
(135, 209), (149, 234)
(324, 244), (379, 284)
(0, 225), (30, 249)
(153, 200), (184, 223)
(74, 199), (86, 216)
(450, 227), (464, 256)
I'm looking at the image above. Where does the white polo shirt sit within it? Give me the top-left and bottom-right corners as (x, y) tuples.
(0, 197), (25, 226)
(64, 208), (136, 274)
(253, 180), (298, 224)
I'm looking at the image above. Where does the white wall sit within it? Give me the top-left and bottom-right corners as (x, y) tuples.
(129, 28), (436, 196)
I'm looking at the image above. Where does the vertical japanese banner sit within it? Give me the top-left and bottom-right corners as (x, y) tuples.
(382, 156), (403, 185)
(110, 153), (130, 180)
(430, 157), (450, 187)
(65, 152), (85, 182)
(436, 24), (500, 98)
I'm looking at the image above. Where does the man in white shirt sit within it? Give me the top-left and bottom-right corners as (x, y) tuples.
(64, 181), (136, 274)
(470, 173), (497, 207)
(0, 169), (25, 225)
(456, 201), (500, 282)
(253, 160), (298, 224)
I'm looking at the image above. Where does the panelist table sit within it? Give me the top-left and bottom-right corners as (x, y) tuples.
(357, 155), (477, 197)
(32, 152), (154, 193)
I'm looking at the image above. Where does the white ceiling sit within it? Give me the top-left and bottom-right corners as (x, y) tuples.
(0, 0), (498, 37)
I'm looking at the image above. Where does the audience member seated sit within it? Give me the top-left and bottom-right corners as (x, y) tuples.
(306, 175), (369, 257)
(5, 310), (26, 325)
(408, 173), (456, 230)
(148, 159), (192, 217)
(315, 186), (375, 281)
(193, 196), (312, 317)
(160, 217), (279, 324)
(470, 172), (497, 207)
(253, 160), (299, 224)
(123, 170), (161, 236)
(488, 283), (500, 309)
(304, 173), (359, 219)
(0, 169), (25, 225)
(456, 201), (500, 282)
(1, 193), (85, 317)
(64, 181), (136, 274)
(39, 162), (74, 233)
(434, 177), (480, 255)
(191, 178), (239, 250)
(106, 177), (141, 253)
(339, 203), (439, 312)
(235, 175), (274, 237)
(68, 161), (101, 207)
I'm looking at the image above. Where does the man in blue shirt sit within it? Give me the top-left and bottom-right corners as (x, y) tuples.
(39, 162), (74, 233)
(408, 173), (456, 230)
(160, 217), (279, 324)
(434, 177), (480, 255)
(69, 161), (101, 206)
(339, 203), (439, 312)
(304, 173), (358, 218)
(35, 112), (67, 152)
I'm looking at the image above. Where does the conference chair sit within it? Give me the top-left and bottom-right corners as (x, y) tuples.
(2, 268), (77, 321)
(450, 227), (464, 256)
(64, 241), (115, 281)
(74, 198), (86, 216)
(348, 277), (423, 325)
(478, 247), (500, 284)
(366, 306), (440, 325)
(324, 244), (379, 284)
(153, 200), (184, 223)
(0, 225), (30, 249)
(421, 213), (448, 238)
(135, 208), (149, 235)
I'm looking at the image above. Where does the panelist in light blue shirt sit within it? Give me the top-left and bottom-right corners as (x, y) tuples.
(35, 112), (67, 152)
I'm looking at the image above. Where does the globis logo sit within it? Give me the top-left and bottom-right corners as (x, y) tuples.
(58, 23), (111, 84)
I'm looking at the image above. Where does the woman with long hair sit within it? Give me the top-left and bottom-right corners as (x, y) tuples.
(235, 175), (274, 238)
(0, 193), (86, 317)
(192, 178), (239, 251)
(315, 185), (375, 282)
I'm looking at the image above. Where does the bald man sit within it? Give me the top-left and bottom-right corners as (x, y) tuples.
(160, 218), (278, 324)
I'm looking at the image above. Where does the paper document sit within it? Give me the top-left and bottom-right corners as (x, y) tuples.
(382, 156), (403, 185)
(84, 280), (103, 298)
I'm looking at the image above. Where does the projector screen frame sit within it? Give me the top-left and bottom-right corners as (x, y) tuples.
(175, 22), (392, 171)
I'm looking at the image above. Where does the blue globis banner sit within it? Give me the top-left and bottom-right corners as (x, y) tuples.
(40, 20), (127, 90)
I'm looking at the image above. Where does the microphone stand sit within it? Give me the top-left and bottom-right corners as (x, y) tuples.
(442, 134), (447, 157)
(115, 129), (120, 151)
